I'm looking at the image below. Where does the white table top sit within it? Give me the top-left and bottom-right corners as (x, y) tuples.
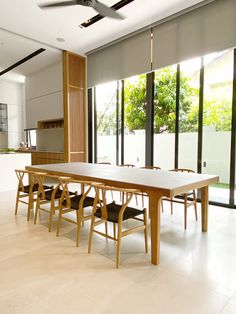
(27, 162), (219, 197)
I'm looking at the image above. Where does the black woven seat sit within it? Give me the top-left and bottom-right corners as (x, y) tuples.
(43, 189), (75, 201)
(95, 202), (144, 223)
(57, 180), (96, 246)
(62, 194), (94, 208)
(19, 183), (52, 193)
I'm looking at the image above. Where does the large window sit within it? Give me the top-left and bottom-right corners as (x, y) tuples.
(95, 81), (117, 164)
(123, 75), (146, 166)
(154, 65), (177, 169)
(202, 50), (234, 204)
(90, 48), (236, 208)
(178, 58), (201, 171)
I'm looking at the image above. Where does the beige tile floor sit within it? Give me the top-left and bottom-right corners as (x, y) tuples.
(1, 189), (236, 314)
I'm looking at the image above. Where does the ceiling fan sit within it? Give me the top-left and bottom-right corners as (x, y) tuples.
(38, 0), (125, 20)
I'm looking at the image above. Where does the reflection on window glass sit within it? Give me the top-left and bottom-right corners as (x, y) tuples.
(124, 74), (146, 166)
(96, 81), (117, 164)
(179, 58), (201, 171)
(202, 50), (233, 204)
(154, 65), (177, 169)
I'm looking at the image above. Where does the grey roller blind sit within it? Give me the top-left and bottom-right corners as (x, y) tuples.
(87, 29), (151, 88)
(153, 0), (236, 70)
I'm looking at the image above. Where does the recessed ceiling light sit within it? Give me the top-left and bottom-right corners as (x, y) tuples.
(56, 37), (65, 43)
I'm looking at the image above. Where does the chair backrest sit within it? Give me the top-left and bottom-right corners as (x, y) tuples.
(92, 184), (140, 221)
(32, 172), (60, 200)
(140, 166), (161, 170)
(15, 169), (36, 193)
(59, 178), (95, 210)
(169, 168), (195, 173)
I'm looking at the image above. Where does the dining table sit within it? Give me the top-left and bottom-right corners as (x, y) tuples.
(26, 162), (219, 265)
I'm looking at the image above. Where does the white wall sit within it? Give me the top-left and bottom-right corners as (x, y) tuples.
(0, 153), (31, 191)
(0, 80), (25, 148)
(25, 61), (63, 128)
(97, 131), (231, 184)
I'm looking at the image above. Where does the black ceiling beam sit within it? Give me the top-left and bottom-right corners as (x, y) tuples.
(80, 0), (134, 28)
(0, 48), (46, 77)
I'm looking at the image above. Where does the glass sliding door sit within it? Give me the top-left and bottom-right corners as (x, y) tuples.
(123, 74), (146, 166)
(202, 50), (234, 204)
(178, 58), (201, 171)
(154, 65), (177, 170)
(95, 81), (118, 164)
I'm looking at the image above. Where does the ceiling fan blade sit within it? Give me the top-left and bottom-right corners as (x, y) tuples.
(94, 1), (125, 20)
(38, 1), (78, 9)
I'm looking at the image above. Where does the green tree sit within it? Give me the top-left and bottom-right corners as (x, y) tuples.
(203, 97), (231, 131)
(124, 68), (199, 134)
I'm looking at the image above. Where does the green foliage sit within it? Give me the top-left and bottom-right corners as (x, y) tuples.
(154, 67), (177, 133)
(125, 68), (199, 133)
(96, 67), (232, 135)
(124, 69), (232, 133)
(125, 75), (146, 131)
(203, 97), (231, 131)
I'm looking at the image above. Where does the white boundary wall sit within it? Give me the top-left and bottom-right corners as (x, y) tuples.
(97, 131), (231, 184)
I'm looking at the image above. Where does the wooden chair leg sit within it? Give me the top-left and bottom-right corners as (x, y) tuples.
(48, 201), (54, 232)
(143, 209), (148, 253)
(88, 216), (95, 253)
(56, 208), (63, 237)
(170, 197), (173, 215)
(161, 200), (164, 213)
(27, 194), (33, 221)
(184, 194), (187, 230)
(121, 192), (124, 204)
(105, 221), (108, 236)
(113, 223), (116, 240)
(142, 193), (144, 208)
(76, 210), (81, 247)
(34, 197), (40, 224)
(193, 190), (198, 221)
(81, 207), (85, 228)
(116, 223), (122, 269)
(15, 190), (20, 216)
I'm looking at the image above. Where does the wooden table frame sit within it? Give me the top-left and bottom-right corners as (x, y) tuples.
(26, 162), (218, 265)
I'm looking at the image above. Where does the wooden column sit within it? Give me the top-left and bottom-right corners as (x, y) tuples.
(63, 51), (86, 162)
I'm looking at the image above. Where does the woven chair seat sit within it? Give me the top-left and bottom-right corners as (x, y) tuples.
(95, 202), (144, 223)
(19, 183), (52, 194)
(62, 194), (95, 209)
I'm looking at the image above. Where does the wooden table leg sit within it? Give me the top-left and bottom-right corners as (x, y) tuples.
(200, 186), (209, 232)
(148, 191), (162, 265)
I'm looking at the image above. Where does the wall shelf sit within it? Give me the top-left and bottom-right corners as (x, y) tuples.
(37, 118), (64, 129)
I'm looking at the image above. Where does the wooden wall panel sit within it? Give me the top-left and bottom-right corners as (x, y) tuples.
(69, 88), (85, 152)
(70, 153), (85, 162)
(63, 51), (86, 162)
(69, 54), (85, 88)
(31, 152), (64, 165)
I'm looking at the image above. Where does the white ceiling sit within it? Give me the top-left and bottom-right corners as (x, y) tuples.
(0, 0), (208, 81)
